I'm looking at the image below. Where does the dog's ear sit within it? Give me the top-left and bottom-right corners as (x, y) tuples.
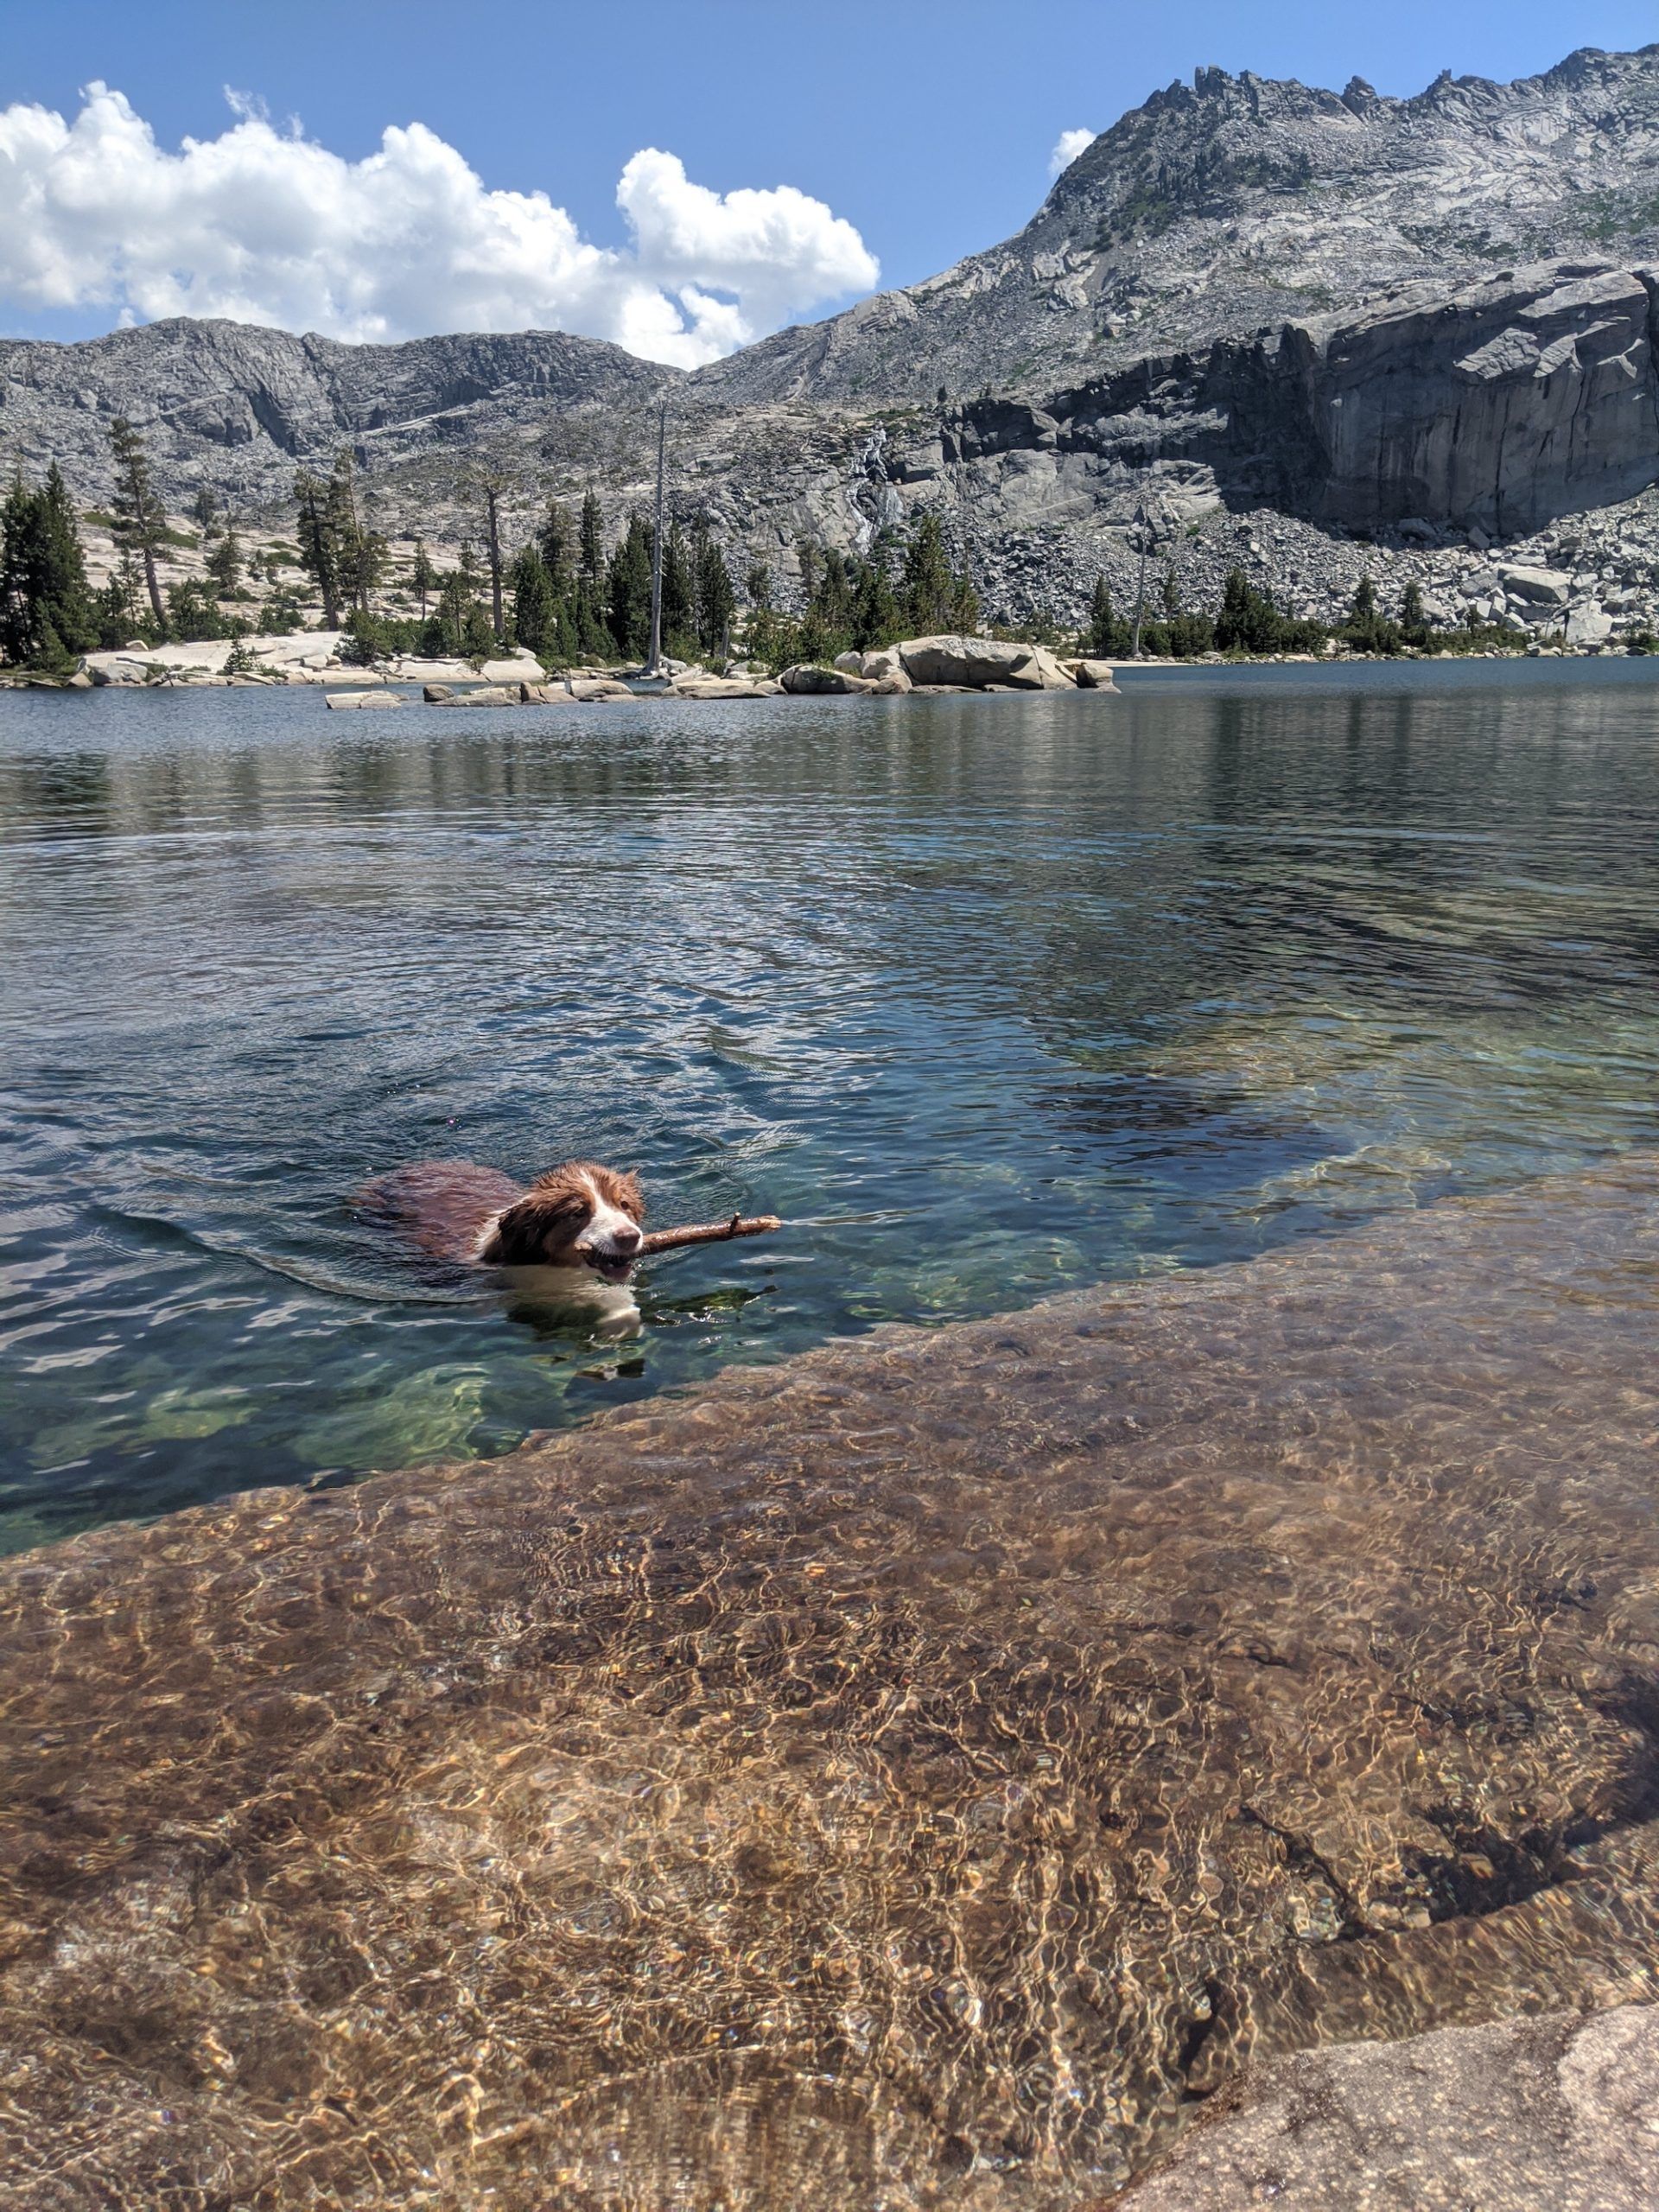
(607, 1169), (645, 1224)
(480, 1190), (588, 1265)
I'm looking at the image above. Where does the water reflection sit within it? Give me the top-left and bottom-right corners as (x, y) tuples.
(2, 666), (1658, 1546)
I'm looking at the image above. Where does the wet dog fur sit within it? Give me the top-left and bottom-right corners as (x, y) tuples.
(360, 1160), (645, 1311)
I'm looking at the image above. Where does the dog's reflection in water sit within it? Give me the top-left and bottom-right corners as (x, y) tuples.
(359, 1157), (647, 1335)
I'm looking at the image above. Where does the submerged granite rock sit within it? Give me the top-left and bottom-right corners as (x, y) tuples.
(1118, 2004), (1659, 2209)
(2, 1159), (1659, 2209)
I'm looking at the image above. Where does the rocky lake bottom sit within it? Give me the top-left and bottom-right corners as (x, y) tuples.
(3, 1157), (1658, 2207)
(2, 663), (1659, 2202)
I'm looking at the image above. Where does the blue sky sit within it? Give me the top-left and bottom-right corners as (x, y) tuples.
(3, 0), (1656, 357)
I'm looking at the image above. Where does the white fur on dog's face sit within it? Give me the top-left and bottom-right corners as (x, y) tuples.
(570, 1176), (645, 1282)
(477, 1162), (645, 1287)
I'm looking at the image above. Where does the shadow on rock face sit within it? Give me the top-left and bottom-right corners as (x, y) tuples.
(3, 1160), (1659, 2209)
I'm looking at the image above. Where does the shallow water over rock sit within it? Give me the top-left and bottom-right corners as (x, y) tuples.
(3, 1157), (1658, 2209)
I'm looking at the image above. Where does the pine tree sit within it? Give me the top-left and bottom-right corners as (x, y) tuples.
(41, 464), (96, 652)
(900, 513), (977, 636)
(662, 520), (696, 650)
(569, 577), (608, 659)
(578, 491), (605, 584)
(462, 601), (495, 658)
(420, 571), (472, 658)
(850, 556), (899, 648)
(1342, 572), (1399, 654)
(813, 550), (855, 643)
(740, 562), (775, 664)
(0, 466), (97, 667)
(96, 554), (142, 649)
(1400, 580), (1427, 639)
(480, 472), (507, 642)
(294, 471), (340, 628)
(1215, 568), (1285, 655)
(410, 538), (435, 618)
(510, 545), (554, 658)
(693, 532), (736, 658)
(1083, 577), (1128, 658)
(191, 486), (219, 537)
(796, 537), (821, 607)
(207, 523), (241, 596)
(165, 577), (232, 642)
(606, 512), (654, 659)
(109, 418), (168, 630)
(1, 472), (41, 665)
(325, 448), (378, 617)
(537, 502), (575, 598)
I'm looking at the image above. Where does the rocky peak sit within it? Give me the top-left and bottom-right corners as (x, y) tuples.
(698, 42), (1659, 407)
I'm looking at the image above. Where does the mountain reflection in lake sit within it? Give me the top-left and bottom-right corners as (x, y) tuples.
(3, 664), (1657, 1548)
(2, 1158), (1658, 2208)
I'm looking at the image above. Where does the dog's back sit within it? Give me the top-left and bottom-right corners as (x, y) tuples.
(358, 1160), (524, 1264)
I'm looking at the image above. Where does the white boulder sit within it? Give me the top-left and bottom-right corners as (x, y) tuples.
(1565, 607), (1615, 649)
(567, 679), (636, 702)
(669, 674), (776, 699)
(395, 658), (475, 683)
(780, 664), (876, 695)
(895, 635), (1076, 689)
(857, 647), (912, 690)
(1497, 565), (1571, 607)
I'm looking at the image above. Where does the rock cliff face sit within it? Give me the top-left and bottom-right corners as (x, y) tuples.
(896, 260), (1659, 538)
(0, 318), (675, 509)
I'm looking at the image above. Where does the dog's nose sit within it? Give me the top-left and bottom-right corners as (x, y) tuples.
(613, 1226), (642, 1254)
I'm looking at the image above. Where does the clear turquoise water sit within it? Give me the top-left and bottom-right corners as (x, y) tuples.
(3, 662), (1657, 1549)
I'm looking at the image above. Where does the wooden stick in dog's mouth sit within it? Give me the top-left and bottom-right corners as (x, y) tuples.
(634, 1214), (782, 1256)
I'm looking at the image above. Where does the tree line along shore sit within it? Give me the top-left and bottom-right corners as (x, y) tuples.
(4, 420), (1652, 690)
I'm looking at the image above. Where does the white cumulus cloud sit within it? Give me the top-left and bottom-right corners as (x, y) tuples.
(1049, 127), (1096, 179)
(0, 85), (880, 366)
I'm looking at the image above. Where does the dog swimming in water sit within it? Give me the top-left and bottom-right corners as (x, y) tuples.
(360, 1159), (646, 1324)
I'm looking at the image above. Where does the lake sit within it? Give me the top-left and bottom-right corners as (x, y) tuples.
(3, 660), (1659, 1549)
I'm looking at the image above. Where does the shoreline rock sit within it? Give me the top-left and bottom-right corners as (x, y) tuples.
(1115, 2005), (1659, 2209)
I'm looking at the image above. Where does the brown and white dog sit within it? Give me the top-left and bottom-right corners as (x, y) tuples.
(360, 1159), (646, 1320)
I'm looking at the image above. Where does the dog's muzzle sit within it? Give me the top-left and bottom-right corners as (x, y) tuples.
(579, 1238), (640, 1284)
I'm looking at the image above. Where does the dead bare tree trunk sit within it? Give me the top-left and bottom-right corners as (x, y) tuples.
(483, 478), (505, 643)
(141, 545), (164, 629)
